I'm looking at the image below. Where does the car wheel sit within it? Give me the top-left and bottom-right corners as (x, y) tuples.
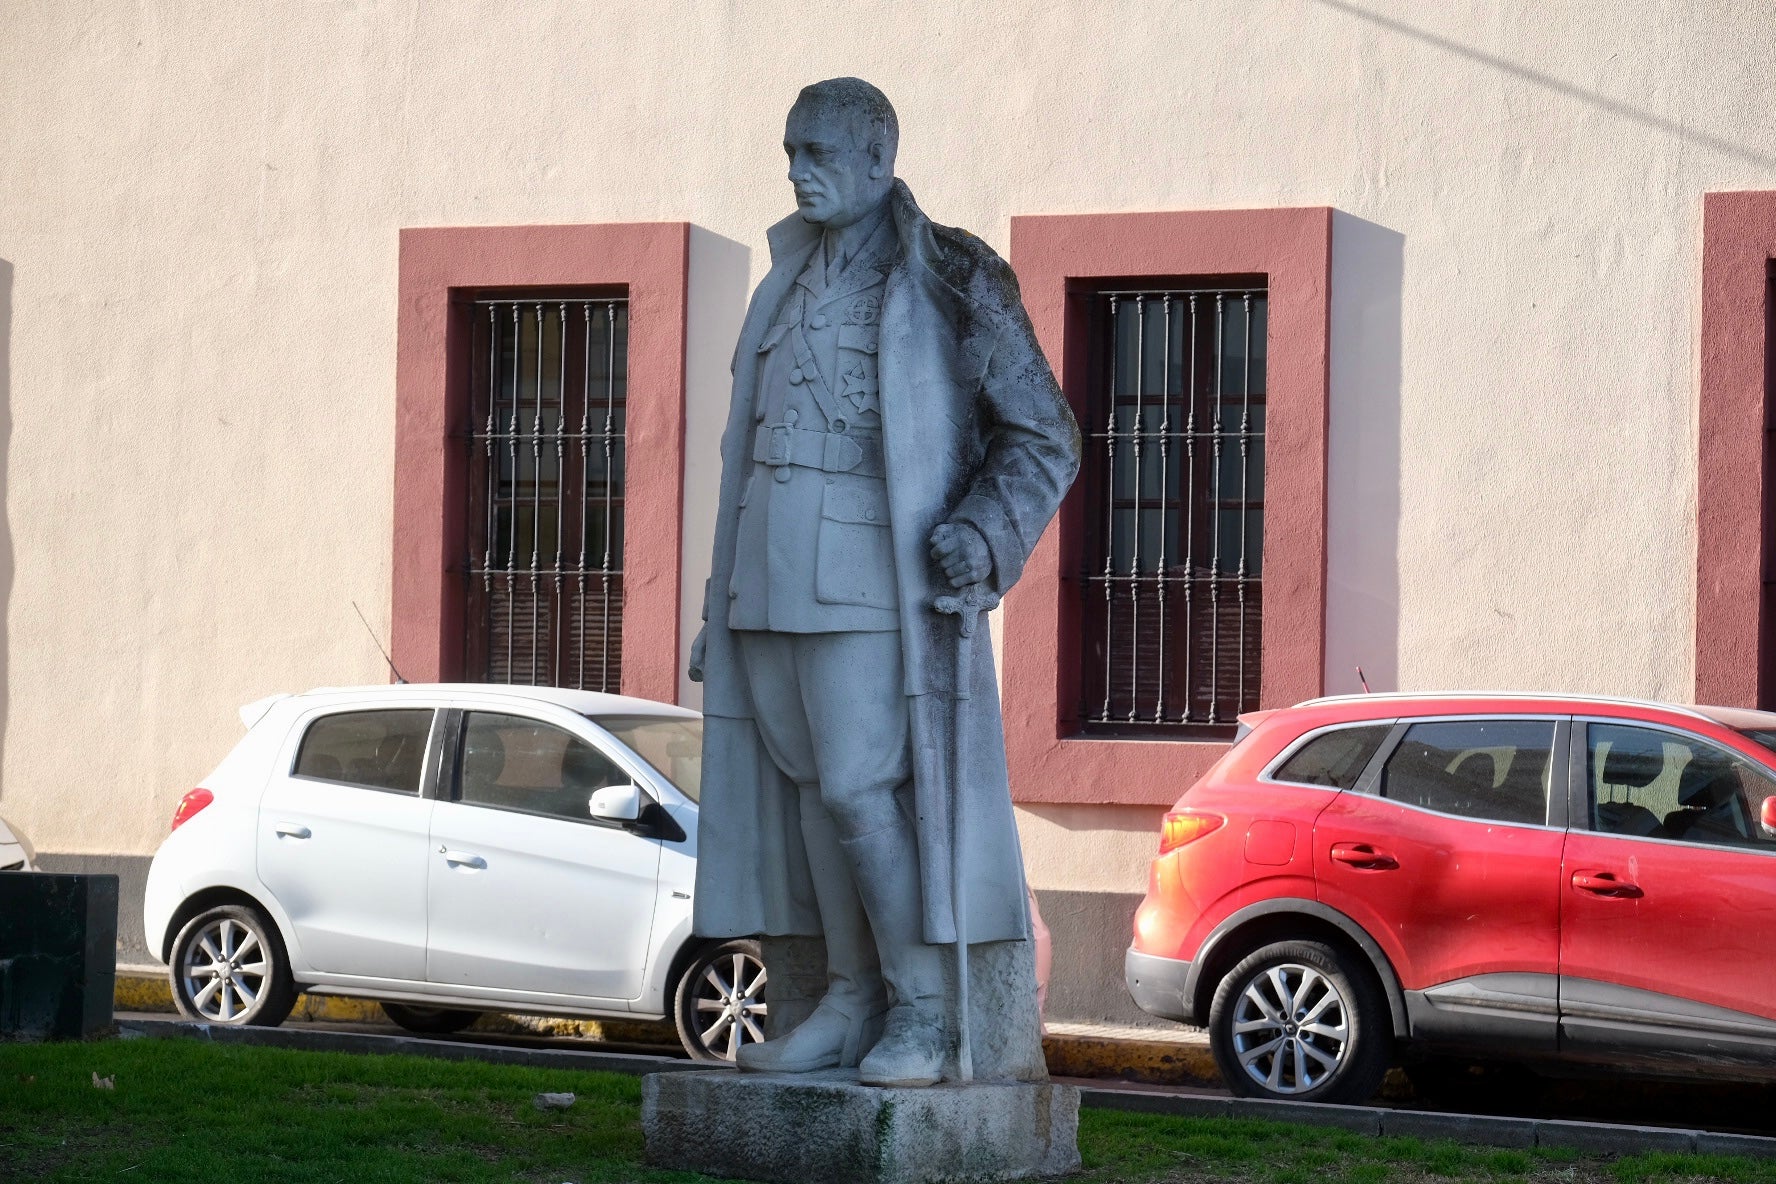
(1208, 939), (1391, 1104)
(169, 904), (298, 1027)
(673, 939), (767, 1063)
(379, 1002), (482, 1035)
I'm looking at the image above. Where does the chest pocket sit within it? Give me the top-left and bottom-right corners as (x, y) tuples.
(838, 324), (879, 355)
(758, 322), (792, 353)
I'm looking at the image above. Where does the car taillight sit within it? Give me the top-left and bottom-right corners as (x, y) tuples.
(171, 788), (214, 831)
(1158, 810), (1223, 854)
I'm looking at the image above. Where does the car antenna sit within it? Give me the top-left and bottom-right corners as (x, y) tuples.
(353, 601), (407, 684)
(1356, 666), (1371, 694)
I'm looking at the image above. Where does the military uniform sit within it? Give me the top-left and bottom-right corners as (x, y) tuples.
(729, 207), (899, 632)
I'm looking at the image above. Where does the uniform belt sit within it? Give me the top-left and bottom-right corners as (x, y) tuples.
(752, 423), (884, 478)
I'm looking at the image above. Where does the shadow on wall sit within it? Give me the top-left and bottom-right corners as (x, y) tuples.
(1324, 216), (1404, 695)
(0, 261), (11, 804)
(679, 227), (753, 711)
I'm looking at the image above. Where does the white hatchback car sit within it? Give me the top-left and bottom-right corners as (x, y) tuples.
(143, 684), (764, 1061)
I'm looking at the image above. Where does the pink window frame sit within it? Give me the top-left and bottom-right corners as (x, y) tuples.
(1697, 192), (1776, 708)
(1005, 209), (1332, 806)
(392, 223), (689, 702)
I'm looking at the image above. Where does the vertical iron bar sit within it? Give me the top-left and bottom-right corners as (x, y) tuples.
(601, 301), (617, 693)
(1154, 295), (1172, 723)
(505, 305), (520, 684)
(554, 302), (568, 688)
(1127, 296), (1145, 721)
(578, 302), (592, 690)
(1208, 293), (1225, 724)
(531, 304), (544, 684)
(1099, 295), (1118, 723)
(1182, 294), (1197, 722)
(483, 306), (497, 596)
(1237, 295), (1253, 711)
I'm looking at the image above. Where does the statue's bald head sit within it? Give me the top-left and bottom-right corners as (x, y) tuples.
(784, 78), (898, 228)
(793, 77), (899, 165)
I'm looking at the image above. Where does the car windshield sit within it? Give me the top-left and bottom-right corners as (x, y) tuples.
(591, 715), (702, 802)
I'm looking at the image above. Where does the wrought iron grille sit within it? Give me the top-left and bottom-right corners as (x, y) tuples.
(465, 297), (627, 690)
(1078, 287), (1267, 737)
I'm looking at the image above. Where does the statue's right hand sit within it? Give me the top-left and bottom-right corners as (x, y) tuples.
(688, 626), (708, 683)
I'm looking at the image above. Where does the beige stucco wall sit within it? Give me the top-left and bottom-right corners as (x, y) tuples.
(2, 0), (1773, 904)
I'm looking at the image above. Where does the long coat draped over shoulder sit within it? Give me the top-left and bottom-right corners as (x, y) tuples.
(694, 180), (1081, 945)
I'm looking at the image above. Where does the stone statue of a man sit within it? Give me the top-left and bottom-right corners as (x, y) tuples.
(690, 77), (1080, 1087)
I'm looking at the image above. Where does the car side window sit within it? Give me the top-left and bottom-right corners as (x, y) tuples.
(1376, 719), (1554, 826)
(1587, 723), (1776, 847)
(457, 712), (628, 823)
(1272, 724), (1392, 789)
(294, 709), (433, 794)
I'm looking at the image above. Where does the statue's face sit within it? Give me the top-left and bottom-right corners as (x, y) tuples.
(783, 100), (890, 229)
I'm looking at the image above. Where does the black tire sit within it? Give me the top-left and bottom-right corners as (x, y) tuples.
(378, 1002), (482, 1035)
(1208, 939), (1391, 1104)
(673, 939), (767, 1063)
(168, 904), (298, 1027)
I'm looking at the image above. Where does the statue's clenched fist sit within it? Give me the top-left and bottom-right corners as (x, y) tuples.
(929, 522), (991, 588)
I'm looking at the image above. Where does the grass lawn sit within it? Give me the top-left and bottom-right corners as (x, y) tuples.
(1, 1037), (1773, 1183)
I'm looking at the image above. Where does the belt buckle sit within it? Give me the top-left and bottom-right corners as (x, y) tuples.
(766, 423), (794, 467)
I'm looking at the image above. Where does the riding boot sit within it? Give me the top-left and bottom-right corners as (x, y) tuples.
(736, 803), (887, 1073)
(840, 819), (949, 1087)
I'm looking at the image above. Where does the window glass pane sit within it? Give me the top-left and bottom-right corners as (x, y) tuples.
(1588, 724), (1776, 847)
(1273, 724), (1392, 789)
(295, 710), (433, 795)
(594, 715), (702, 802)
(1378, 720), (1553, 826)
(458, 712), (626, 822)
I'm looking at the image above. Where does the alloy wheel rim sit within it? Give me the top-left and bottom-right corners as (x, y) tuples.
(179, 917), (268, 1022)
(693, 952), (768, 1060)
(1230, 962), (1350, 1094)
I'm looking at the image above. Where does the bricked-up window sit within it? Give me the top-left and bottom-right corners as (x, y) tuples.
(466, 297), (627, 689)
(1078, 286), (1266, 737)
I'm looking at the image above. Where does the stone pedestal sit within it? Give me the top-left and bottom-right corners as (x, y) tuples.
(643, 1069), (1080, 1184)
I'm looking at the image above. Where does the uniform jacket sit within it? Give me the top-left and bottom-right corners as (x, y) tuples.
(694, 179), (1081, 945)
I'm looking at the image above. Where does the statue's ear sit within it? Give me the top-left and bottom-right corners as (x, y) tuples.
(868, 140), (889, 180)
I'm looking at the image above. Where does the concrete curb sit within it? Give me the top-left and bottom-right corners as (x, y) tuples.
(1080, 1084), (1776, 1158)
(116, 1016), (1776, 1160)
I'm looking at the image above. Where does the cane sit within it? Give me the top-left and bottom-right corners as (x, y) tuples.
(933, 581), (999, 1084)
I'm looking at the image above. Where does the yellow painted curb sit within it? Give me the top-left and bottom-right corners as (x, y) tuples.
(1041, 1032), (1220, 1087)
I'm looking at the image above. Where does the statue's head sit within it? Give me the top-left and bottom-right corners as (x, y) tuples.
(784, 77), (898, 229)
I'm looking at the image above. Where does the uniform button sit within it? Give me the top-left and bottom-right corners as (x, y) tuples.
(810, 314), (829, 330)
(865, 509), (877, 521)
(729, 588), (738, 598)
(825, 478), (835, 486)
(789, 368), (805, 384)
(830, 418), (847, 432)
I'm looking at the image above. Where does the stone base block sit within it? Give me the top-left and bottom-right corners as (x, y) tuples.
(643, 1068), (1080, 1184)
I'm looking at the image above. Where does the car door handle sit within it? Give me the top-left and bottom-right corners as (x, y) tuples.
(1571, 870), (1642, 898)
(440, 847), (486, 870)
(1329, 842), (1398, 870)
(273, 822), (311, 840)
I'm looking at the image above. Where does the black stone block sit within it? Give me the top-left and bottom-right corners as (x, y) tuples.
(0, 873), (118, 1040)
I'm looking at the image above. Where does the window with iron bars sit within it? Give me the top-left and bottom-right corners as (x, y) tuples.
(1077, 284), (1267, 738)
(464, 296), (627, 690)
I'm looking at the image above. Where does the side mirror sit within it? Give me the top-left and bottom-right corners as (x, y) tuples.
(589, 783), (642, 824)
(1760, 796), (1776, 838)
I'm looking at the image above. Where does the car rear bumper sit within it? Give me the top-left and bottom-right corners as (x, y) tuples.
(1125, 947), (1197, 1024)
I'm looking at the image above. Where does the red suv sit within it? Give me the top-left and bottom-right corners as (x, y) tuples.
(1126, 693), (1776, 1104)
